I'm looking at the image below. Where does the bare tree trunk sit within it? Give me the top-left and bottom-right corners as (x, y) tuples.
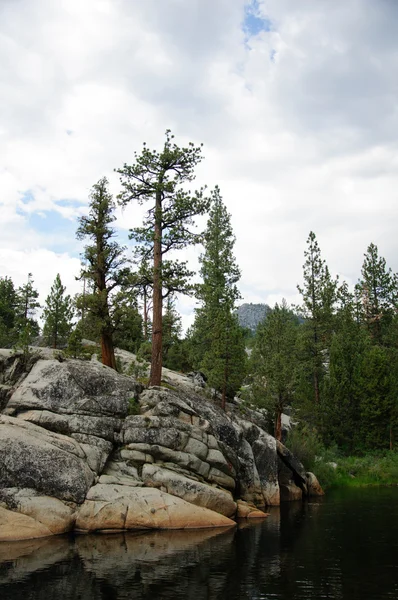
(143, 288), (148, 340)
(221, 360), (228, 411)
(150, 189), (163, 387)
(101, 331), (116, 369)
(275, 409), (282, 442)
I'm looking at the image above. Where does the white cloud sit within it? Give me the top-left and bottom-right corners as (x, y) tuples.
(1, 0), (398, 331)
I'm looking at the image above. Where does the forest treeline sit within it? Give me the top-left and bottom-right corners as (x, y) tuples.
(1, 131), (397, 455)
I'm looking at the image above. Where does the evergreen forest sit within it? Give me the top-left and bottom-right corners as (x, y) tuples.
(1, 131), (398, 465)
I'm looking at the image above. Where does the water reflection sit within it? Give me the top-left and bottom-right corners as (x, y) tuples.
(1, 489), (398, 600)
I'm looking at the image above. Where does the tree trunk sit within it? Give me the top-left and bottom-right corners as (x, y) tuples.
(150, 188), (163, 387)
(221, 361), (228, 411)
(143, 288), (148, 340)
(101, 331), (116, 369)
(275, 409), (282, 442)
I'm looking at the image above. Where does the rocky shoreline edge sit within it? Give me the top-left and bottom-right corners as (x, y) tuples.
(0, 350), (323, 541)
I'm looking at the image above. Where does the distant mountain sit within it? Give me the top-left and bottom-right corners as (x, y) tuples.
(236, 303), (272, 332)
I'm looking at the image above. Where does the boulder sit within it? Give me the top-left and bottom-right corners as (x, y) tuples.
(276, 440), (308, 493)
(0, 415), (93, 503)
(252, 435), (280, 506)
(236, 438), (264, 506)
(0, 353), (323, 540)
(279, 482), (303, 502)
(142, 463), (236, 517)
(278, 456), (303, 502)
(6, 358), (139, 421)
(0, 506), (54, 541)
(0, 488), (75, 541)
(121, 415), (191, 450)
(306, 471), (325, 496)
(75, 484), (236, 531)
(236, 500), (269, 519)
(4, 359), (139, 479)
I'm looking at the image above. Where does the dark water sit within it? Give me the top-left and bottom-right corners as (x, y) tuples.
(1, 487), (398, 600)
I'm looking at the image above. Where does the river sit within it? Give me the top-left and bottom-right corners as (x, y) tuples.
(1, 487), (397, 599)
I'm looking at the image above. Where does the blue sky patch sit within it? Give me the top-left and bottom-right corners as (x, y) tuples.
(243, 1), (271, 37)
(20, 190), (35, 205)
(29, 210), (80, 255)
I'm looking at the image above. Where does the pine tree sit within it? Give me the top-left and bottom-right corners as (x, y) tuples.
(117, 130), (209, 386)
(15, 273), (41, 343)
(201, 310), (246, 406)
(190, 187), (246, 408)
(162, 296), (182, 364)
(67, 325), (84, 359)
(322, 282), (370, 451)
(76, 177), (128, 370)
(42, 274), (74, 348)
(357, 344), (394, 451)
(250, 300), (299, 440)
(112, 288), (144, 354)
(356, 243), (397, 344)
(0, 276), (18, 347)
(297, 232), (338, 407)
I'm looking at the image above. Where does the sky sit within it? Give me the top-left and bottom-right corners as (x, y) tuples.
(2, 0), (398, 331)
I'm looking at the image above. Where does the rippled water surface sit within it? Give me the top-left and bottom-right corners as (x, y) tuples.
(1, 487), (398, 600)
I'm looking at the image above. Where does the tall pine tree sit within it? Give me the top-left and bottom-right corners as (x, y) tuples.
(0, 276), (18, 347)
(322, 282), (370, 451)
(117, 130), (209, 386)
(297, 232), (338, 409)
(15, 273), (41, 345)
(250, 300), (299, 440)
(42, 274), (74, 348)
(356, 243), (397, 344)
(190, 187), (246, 408)
(77, 177), (127, 370)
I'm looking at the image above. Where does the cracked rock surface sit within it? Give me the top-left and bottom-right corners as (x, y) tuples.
(0, 352), (322, 541)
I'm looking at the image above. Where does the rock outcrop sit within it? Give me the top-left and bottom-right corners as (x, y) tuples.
(0, 352), (322, 541)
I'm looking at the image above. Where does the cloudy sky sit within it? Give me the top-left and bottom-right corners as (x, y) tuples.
(2, 0), (398, 329)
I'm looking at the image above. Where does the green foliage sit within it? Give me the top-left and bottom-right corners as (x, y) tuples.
(117, 130), (208, 274)
(137, 341), (152, 362)
(200, 310), (247, 399)
(356, 344), (396, 451)
(126, 355), (149, 381)
(296, 232), (338, 407)
(250, 300), (299, 438)
(66, 326), (93, 360)
(14, 320), (36, 363)
(42, 274), (74, 348)
(77, 177), (128, 369)
(162, 297), (182, 361)
(163, 338), (193, 373)
(112, 288), (143, 354)
(189, 188), (246, 403)
(285, 424), (325, 472)
(0, 276), (18, 347)
(67, 326), (84, 358)
(320, 283), (370, 450)
(117, 130), (210, 385)
(14, 273), (40, 340)
(128, 397), (141, 415)
(356, 243), (397, 343)
(313, 452), (398, 489)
